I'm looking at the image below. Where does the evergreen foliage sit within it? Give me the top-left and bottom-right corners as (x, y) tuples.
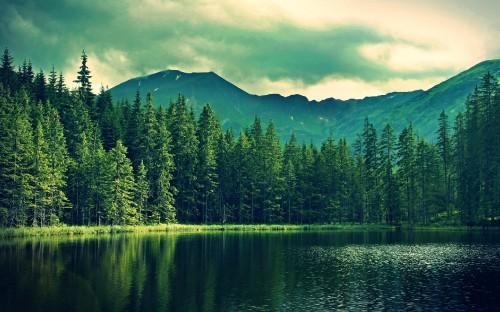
(0, 49), (498, 227)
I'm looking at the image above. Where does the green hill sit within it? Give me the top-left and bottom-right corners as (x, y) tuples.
(109, 59), (500, 143)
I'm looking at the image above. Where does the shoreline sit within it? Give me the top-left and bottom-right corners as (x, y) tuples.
(0, 223), (498, 238)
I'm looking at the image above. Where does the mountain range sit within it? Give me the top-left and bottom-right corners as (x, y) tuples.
(109, 59), (500, 144)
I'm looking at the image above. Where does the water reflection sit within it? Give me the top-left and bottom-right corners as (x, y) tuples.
(0, 231), (499, 311)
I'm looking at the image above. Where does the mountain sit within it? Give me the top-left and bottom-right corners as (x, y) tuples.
(109, 60), (500, 144)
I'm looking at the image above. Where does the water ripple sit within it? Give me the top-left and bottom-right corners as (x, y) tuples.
(284, 243), (500, 311)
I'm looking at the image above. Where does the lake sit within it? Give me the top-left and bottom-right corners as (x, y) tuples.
(1, 230), (499, 311)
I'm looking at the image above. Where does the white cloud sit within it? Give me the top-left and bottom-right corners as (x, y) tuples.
(266, 0), (489, 70)
(238, 76), (383, 101)
(238, 74), (447, 101)
(358, 43), (477, 73)
(52, 0), (498, 99)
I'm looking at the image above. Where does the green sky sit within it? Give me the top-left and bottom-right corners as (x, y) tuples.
(1, 0), (499, 100)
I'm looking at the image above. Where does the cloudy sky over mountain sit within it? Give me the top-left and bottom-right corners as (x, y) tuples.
(1, 0), (499, 100)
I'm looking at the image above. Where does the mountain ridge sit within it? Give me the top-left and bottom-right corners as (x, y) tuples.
(109, 59), (500, 143)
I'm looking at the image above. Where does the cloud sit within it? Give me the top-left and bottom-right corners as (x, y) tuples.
(0, 0), (498, 99)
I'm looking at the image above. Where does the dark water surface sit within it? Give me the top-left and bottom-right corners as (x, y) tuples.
(1, 230), (499, 311)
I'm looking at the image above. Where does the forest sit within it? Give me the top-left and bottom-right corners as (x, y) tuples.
(0, 48), (499, 227)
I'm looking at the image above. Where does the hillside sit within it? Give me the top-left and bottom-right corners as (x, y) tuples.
(109, 60), (500, 143)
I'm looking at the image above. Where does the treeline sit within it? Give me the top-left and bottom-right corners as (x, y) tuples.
(0, 48), (499, 227)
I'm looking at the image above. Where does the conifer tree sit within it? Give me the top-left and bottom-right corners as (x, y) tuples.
(126, 90), (144, 168)
(43, 104), (70, 224)
(415, 140), (443, 224)
(169, 94), (198, 222)
(87, 136), (111, 225)
(196, 103), (222, 223)
(282, 133), (300, 223)
(262, 121), (284, 223)
(95, 87), (119, 150)
(56, 72), (67, 99)
(67, 127), (109, 225)
(453, 112), (467, 223)
(478, 72), (497, 222)
(33, 70), (47, 104)
(297, 143), (315, 223)
(0, 47), (17, 90)
(32, 122), (51, 226)
(320, 135), (340, 222)
(437, 111), (452, 221)
(492, 82), (500, 223)
(379, 124), (400, 224)
(47, 66), (58, 106)
(135, 160), (149, 224)
(352, 135), (366, 223)
(73, 50), (94, 109)
(0, 90), (34, 226)
(18, 60), (34, 91)
(107, 140), (137, 225)
(217, 129), (237, 223)
(233, 131), (252, 222)
(397, 123), (416, 226)
(137, 92), (159, 218)
(337, 138), (353, 223)
(151, 107), (176, 223)
(248, 116), (266, 222)
(464, 89), (481, 223)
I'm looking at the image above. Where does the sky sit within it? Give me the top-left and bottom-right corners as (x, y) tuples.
(1, 0), (499, 101)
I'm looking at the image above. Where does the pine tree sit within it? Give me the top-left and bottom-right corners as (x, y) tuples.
(262, 120), (284, 223)
(464, 90), (481, 223)
(33, 70), (47, 104)
(233, 131), (252, 223)
(337, 138), (353, 223)
(217, 129), (237, 223)
(125, 90), (144, 168)
(47, 66), (58, 106)
(319, 135), (340, 222)
(437, 111), (452, 222)
(478, 72), (497, 223)
(56, 72), (67, 99)
(107, 140), (137, 225)
(151, 107), (176, 223)
(363, 117), (380, 222)
(73, 50), (94, 110)
(0, 89), (34, 226)
(352, 135), (366, 223)
(32, 122), (51, 226)
(169, 94), (198, 222)
(59, 93), (93, 158)
(379, 124), (400, 224)
(297, 143), (315, 223)
(196, 103), (222, 223)
(67, 126), (110, 225)
(137, 92), (158, 218)
(18, 60), (34, 91)
(0, 47), (17, 90)
(87, 136), (111, 226)
(453, 112), (468, 223)
(95, 87), (119, 150)
(397, 123), (416, 226)
(248, 116), (266, 223)
(43, 104), (70, 224)
(135, 160), (149, 224)
(492, 82), (500, 223)
(415, 140), (443, 224)
(282, 133), (300, 223)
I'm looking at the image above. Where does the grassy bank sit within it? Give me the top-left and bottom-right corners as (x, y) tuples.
(410, 225), (500, 232)
(0, 223), (396, 238)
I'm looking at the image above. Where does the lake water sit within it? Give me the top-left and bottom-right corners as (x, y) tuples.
(1, 230), (499, 311)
